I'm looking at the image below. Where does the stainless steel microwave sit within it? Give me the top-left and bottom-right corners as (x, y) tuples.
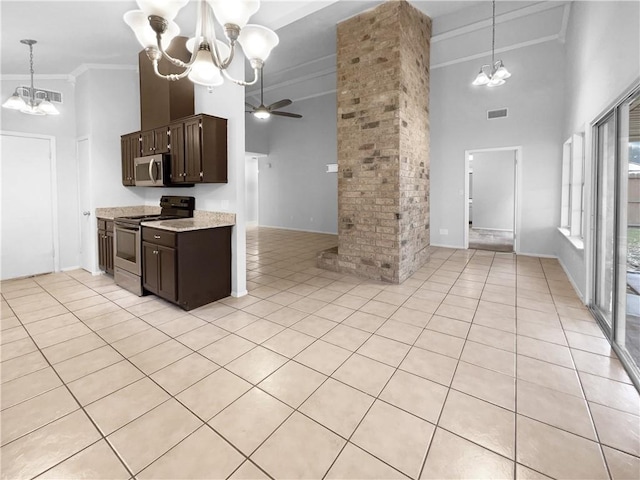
(134, 154), (171, 187)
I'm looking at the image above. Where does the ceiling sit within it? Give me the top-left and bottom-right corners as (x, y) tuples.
(1, 0), (571, 110)
(0, 0), (488, 77)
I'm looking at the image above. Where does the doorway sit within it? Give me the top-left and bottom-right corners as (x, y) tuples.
(245, 153), (265, 228)
(1, 132), (58, 280)
(77, 137), (95, 272)
(591, 85), (640, 387)
(464, 147), (519, 252)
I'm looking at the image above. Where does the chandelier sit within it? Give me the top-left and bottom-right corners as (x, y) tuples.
(2, 40), (60, 116)
(124, 0), (279, 88)
(472, 0), (511, 87)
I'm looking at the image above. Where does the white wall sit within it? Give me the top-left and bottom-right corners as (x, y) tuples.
(245, 155), (259, 225)
(246, 114), (269, 155)
(556, 1), (640, 299)
(430, 40), (565, 255)
(76, 68), (145, 209)
(1, 77), (80, 270)
(472, 150), (515, 230)
(257, 93), (338, 234)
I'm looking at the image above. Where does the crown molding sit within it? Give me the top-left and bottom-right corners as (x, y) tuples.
(431, 1), (568, 43)
(431, 34), (560, 70)
(1, 74), (71, 82)
(69, 63), (138, 81)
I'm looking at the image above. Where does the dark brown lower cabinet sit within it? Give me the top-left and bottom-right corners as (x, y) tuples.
(142, 226), (231, 310)
(97, 219), (114, 275)
(143, 242), (177, 302)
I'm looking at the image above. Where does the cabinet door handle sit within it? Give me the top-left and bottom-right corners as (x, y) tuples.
(154, 235), (161, 239)
(153, 250), (158, 254)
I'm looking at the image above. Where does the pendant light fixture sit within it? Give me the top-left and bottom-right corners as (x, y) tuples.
(3, 40), (60, 116)
(472, 0), (511, 87)
(124, 0), (279, 88)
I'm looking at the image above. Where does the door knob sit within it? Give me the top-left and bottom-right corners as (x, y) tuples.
(82, 211), (90, 216)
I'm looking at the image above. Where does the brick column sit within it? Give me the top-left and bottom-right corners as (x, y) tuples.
(319, 0), (431, 283)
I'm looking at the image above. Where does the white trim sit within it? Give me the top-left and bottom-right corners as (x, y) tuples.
(558, 3), (572, 44)
(431, 35), (559, 70)
(557, 228), (585, 252)
(231, 289), (249, 298)
(61, 265), (81, 272)
(294, 89), (337, 103)
(69, 64), (138, 81)
(1, 74), (72, 82)
(464, 146), (521, 254)
(258, 224), (337, 235)
(429, 242), (465, 249)
(431, 1), (568, 44)
(557, 254), (586, 302)
(76, 136), (96, 273)
(245, 66), (336, 98)
(0, 131), (60, 274)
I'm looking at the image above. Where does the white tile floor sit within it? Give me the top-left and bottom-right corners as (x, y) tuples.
(1, 227), (639, 479)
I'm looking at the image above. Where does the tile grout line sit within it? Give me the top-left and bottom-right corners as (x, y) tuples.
(3, 281), (137, 480)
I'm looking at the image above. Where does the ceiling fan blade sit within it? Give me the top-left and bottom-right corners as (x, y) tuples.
(245, 102), (257, 110)
(267, 99), (292, 111)
(271, 111), (303, 119)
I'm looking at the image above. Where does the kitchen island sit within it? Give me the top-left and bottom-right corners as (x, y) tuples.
(95, 206), (235, 310)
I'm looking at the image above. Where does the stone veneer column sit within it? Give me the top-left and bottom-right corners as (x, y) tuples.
(319, 0), (431, 283)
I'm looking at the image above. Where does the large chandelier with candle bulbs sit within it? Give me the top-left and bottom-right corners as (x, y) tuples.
(124, 0), (279, 87)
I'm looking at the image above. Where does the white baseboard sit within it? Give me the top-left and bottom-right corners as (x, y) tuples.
(556, 255), (586, 303)
(246, 221), (258, 227)
(517, 252), (557, 259)
(231, 289), (248, 298)
(258, 224), (337, 235)
(429, 242), (464, 249)
(60, 266), (81, 272)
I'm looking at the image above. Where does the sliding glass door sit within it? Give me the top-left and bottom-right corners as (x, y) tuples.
(592, 87), (640, 385)
(594, 114), (616, 330)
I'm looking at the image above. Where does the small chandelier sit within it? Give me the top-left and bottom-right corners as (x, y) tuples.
(124, 0), (279, 88)
(2, 40), (60, 116)
(472, 0), (511, 87)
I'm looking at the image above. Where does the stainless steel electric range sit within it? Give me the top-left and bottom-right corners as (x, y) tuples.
(114, 196), (195, 295)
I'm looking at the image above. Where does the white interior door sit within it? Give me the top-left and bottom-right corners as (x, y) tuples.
(77, 137), (95, 272)
(1, 133), (56, 280)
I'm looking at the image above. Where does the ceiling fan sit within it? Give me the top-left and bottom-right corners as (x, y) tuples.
(245, 70), (302, 120)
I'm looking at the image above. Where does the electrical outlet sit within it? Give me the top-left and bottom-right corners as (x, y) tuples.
(439, 228), (448, 235)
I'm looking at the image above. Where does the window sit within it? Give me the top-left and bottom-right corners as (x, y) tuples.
(560, 133), (585, 238)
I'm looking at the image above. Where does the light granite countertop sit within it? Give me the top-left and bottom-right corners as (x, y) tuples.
(95, 207), (235, 232)
(142, 211), (235, 232)
(95, 206), (160, 220)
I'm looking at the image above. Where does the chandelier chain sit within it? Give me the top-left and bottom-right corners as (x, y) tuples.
(491, 0), (496, 67)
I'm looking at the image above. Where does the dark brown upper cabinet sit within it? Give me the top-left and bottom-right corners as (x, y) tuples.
(173, 114), (227, 184)
(141, 127), (170, 155)
(120, 132), (140, 186)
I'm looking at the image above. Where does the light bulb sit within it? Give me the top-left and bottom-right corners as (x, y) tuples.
(136, 0), (189, 21)
(124, 10), (180, 50)
(20, 104), (45, 115)
(2, 92), (27, 110)
(208, 0), (259, 28)
(472, 69), (490, 86)
(37, 99), (60, 115)
(487, 77), (506, 87)
(253, 107), (270, 120)
(238, 24), (279, 63)
(493, 61), (511, 80)
(188, 48), (223, 87)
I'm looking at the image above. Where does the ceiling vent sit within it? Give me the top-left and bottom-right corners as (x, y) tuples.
(21, 86), (63, 103)
(487, 108), (508, 119)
